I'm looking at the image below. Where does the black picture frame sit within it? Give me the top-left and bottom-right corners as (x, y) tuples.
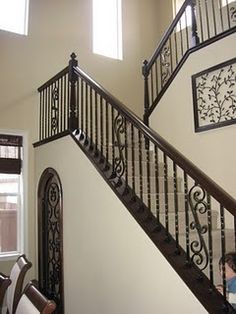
(192, 57), (236, 132)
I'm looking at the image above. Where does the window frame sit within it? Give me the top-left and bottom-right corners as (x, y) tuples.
(0, 131), (27, 261)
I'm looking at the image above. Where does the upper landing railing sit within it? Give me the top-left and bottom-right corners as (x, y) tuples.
(143, 0), (236, 125)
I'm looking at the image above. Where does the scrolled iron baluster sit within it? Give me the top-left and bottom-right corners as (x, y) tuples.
(160, 45), (171, 86)
(112, 112), (126, 184)
(51, 87), (59, 133)
(188, 184), (209, 271)
(230, 6), (236, 23)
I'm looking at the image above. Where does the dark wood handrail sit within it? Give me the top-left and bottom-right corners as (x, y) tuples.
(38, 66), (69, 92)
(146, 0), (191, 73)
(74, 64), (236, 216)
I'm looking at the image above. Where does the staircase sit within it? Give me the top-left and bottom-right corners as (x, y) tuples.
(34, 1), (236, 312)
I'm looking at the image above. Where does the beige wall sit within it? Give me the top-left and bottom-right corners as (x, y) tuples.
(150, 32), (236, 199)
(0, 0), (167, 275)
(35, 135), (207, 314)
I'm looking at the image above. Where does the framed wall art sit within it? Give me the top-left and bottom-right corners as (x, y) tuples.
(192, 57), (236, 132)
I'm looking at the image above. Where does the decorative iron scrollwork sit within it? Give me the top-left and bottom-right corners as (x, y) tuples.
(46, 180), (61, 307)
(112, 113), (126, 181)
(188, 184), (209, 271)
(51, 87), (59, 132)
(161, 45), (171, 85)
(196, 62), (236, 125)
(230, 6), (236, 23)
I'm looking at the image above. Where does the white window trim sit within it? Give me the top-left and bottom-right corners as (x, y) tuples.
(0, 130), (28, 261)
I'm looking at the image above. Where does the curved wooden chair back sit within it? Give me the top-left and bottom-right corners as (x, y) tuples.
(0, 272), (11, 313)
(6, 254), (32, 314)
(15, 281), (56, 314)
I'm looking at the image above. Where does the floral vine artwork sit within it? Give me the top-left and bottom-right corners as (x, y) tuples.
(192, 58), (236, 132)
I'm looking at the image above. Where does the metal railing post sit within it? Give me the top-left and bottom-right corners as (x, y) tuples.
(191, 0), (200, 46)
(68, 52), (78, 131)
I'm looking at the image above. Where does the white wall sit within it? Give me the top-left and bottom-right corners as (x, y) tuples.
(35, 135), (207, 314)
(150, 32), (236, 199)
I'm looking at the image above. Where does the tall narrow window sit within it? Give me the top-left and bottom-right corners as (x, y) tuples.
(173, 0), (192, 30)
(0, 0), (29, 35)
(0, 134), (23, 258)
(92, 0), (123, 60)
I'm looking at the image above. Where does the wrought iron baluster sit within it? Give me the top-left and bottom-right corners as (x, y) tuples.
(173, 162), (180, 252)
(131, 124), (135, 192)
(220, 205), (227, 299)
(105, 101), (109, 164)
(154, 145), (160, 226)
(179, 16), (184, 58)
(145, 137), (151, 210)
(94, 91), (98, 153)
(138, 130), (144, 202)
(63, 75), (67, 132)
(163, 153), (169, 238)
(184, 9), (190, 50)
(124, 118), (128, 192)
(211, 0), (217, 36)
(112, 111), (125, 184)
(59, 77), (65, 132)
(100, 96), (104, 156)
(90, 86), (93, 147)
(39, 91), (42, 140)
(188, 183), (208, 272)
(111, 107), (115, 172)
(174, 27), (178, 66)
(196, 0), (204, 42)
(219, 0), (224, 32)
(150, 68), (154, 104)
(184, 171), (190, 264)
(204, 0), (210, 39)
(85, 83), (88, 144)
(154, 61), (158, 103)
(80, 79), (84, 134)
(225, 0), (231, 29)
(206, 194), (213, 284)
(47, 86), (50, 138)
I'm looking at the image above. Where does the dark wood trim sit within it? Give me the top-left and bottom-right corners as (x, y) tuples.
(33, 130), (70, 147)
(38, 67), (69, 92)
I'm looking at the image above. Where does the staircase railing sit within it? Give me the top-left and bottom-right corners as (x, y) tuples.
(37, 54), (236, 313)
(143, 0), (236, 125)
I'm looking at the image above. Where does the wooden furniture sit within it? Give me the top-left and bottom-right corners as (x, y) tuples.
(0, 273), (11, 313)
(15, 281), (56, 314)
(6, 254), (32, 314)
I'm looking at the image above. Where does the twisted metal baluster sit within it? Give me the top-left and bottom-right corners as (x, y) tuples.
(188, 183), (209, 271)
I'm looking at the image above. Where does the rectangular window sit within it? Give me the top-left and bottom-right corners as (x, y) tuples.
(0, 134), (23, 258)
(221, 0), (235, 6)
(0, 0), (29, 35)
(92, 0), (123, 60)
(173, 0), (192, 30)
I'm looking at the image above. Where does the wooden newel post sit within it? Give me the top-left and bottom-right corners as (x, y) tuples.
(190, 0), (200, 47)
(68, 52), (78, 131)
(142, 59), (150, 127)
